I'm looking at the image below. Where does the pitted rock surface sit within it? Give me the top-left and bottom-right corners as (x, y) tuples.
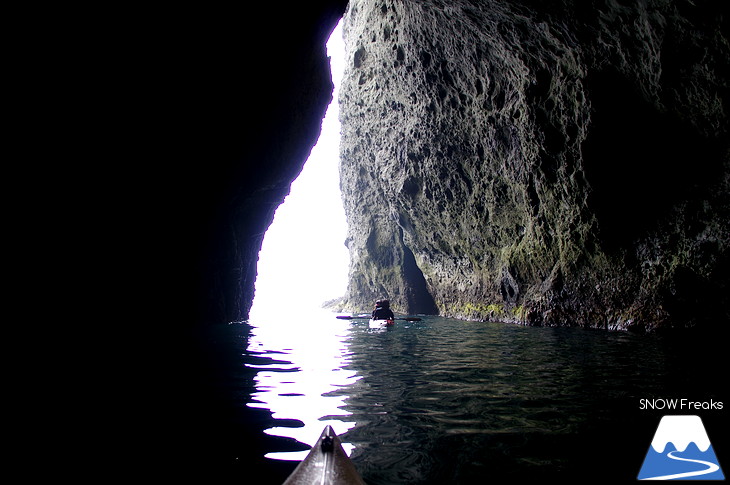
(336, 0), (729, 331)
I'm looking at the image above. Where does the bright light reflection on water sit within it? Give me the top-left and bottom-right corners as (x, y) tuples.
(246, 308), (360, 460)
(246, 20), (353, 461)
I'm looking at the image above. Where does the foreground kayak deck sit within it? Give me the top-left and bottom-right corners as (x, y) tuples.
(283, 426), (366, 485)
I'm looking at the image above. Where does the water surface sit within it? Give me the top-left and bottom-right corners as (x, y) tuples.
(241, 311), (726, 483)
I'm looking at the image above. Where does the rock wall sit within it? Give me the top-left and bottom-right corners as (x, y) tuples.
(338, 0), (729, 331)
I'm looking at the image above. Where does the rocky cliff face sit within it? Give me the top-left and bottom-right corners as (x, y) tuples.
(338, 0), (729, 331)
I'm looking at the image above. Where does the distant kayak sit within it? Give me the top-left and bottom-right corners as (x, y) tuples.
(282, 425), (366, 485)
(369, 318), (394, 329)
(336, 315), (422, 322)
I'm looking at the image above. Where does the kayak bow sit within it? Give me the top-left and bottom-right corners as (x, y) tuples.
(282, 426), (366, 485)
(369, 319), (394, 329)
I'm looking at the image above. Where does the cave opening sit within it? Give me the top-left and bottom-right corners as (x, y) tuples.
(249, 20), (349, 317)
(402, 242), (439, 314)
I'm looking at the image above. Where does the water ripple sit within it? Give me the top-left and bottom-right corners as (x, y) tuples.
(245, 314), (689, 482)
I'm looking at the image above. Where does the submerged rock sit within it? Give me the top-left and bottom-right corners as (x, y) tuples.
(337, 0), (729, 331)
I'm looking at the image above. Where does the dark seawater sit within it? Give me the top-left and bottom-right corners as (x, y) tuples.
(203, 312), (727, 484)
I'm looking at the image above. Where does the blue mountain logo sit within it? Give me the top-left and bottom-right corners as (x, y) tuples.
(638, 415), (724, 480)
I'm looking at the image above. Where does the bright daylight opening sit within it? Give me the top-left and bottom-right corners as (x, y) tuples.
(249, 22), (348, 318)
(245, 21), (359, 460)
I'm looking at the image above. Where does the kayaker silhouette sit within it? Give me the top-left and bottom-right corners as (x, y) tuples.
(372, 299), (394, 320)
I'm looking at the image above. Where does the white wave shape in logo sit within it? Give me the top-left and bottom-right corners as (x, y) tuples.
(651, 415), (711, 453)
